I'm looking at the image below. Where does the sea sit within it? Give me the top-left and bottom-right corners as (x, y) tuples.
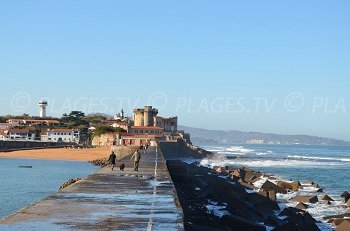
(0, 158), (99, 219)
(199, 144), (350, 230)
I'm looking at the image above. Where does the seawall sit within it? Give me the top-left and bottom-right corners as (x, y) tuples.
(0, 141), (76, 152)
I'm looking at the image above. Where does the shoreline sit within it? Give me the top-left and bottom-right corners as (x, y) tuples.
(0, 146), (112, 161)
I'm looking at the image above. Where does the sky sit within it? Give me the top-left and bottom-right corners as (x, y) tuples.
(0, 1), (349, 140)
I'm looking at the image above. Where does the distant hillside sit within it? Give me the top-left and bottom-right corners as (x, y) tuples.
(179, 125), (350, 146)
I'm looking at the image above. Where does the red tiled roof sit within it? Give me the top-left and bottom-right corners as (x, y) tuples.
(131, 126), (163, 130)
(9, 129), (31, 133)
(48, 129), (78, 133)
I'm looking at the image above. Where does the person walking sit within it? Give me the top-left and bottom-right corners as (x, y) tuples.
(108, 151), (117, 171)
(131, 147), (142, 171)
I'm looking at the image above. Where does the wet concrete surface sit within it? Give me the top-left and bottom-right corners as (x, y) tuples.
(0, 147), (184, 231)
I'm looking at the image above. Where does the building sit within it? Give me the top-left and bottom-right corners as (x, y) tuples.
(154, 116), (177, 133)
(0, 123), (15, 129)
(6, 119), (60, 126)
(114, 109), (125, 120)
(128, 126), (164, 136)
(41, 129), (80, 143)
(111, 121), (128, 131)
(38, 100), (48, 118)
(133, 106), (158, 127)
(0, 129), (36, 141)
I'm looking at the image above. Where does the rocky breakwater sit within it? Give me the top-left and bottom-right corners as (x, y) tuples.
(166, 161), (320, 231)
(323, 191), (350, 231)
(59, 178), (81, 190)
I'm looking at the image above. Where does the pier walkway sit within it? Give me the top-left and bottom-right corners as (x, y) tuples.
(0, 147), (184, 231)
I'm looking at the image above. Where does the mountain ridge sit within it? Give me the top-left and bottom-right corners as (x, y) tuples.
(179, 125), (350, 146)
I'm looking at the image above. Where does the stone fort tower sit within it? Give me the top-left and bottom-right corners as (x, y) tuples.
(133, 106), (158, 127)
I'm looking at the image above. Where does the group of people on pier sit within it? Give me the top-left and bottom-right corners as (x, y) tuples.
(108, 143), (150, 171)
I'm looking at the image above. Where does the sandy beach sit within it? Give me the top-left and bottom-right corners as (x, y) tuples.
(0, 147), (112, 161)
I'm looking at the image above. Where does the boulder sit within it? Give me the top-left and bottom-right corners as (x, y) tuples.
(221, 215), (266, 231)
(244, 171), (262, 183)
(336, 219), (350, 231)
(279, 207), (317, 226)
(215, 167), (229, 175)
(341, 191), (350, 198)
(261, 180), (287, 194)
(239, 181), (258, 190)
(319, 200), (331, 205)
(258, 190), (276, 201)
(320, 194), (334, 201)
(277, 181), (302, 191)
(295, 202), (309, 210)
(341, 191), (350, 203)
(292, 195), (318, 204)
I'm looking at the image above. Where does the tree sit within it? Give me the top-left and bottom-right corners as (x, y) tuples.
(93, 126), (126, 137)
(61, 111), (89, 128)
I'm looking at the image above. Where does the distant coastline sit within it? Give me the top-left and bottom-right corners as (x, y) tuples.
(180, 125), (350, 146)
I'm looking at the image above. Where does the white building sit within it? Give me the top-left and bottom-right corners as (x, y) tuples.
(111, 121), (128, 131)
(0, 129), (36, 141)
(41, 129), (80, 143)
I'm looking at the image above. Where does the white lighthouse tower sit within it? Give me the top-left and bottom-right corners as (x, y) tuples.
(38, 100), (48, 118)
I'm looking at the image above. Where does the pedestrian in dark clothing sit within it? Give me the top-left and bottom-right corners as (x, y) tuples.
(108, 151), (117, 171)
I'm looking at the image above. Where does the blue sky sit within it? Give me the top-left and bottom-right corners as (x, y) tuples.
(0, 1), (349, 140)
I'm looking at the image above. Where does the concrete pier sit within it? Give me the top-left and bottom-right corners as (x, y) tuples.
(0, 147), (184, 231)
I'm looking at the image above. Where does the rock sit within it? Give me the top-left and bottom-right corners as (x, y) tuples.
(239, 181), (258, 190)
(215, 167), (229, 175)
(316, 188), (324, 193)
(265, 216), (284, 227)
(279, 207), (318, 227)
(244, 171), (262, 183)
(59, 178), (81, 190)
(341, 191), (350, 203)
(258, 190), (276, 201)
(221, 215), (266, 231)
(261, 180), (287, 194)
(292, 195), (319, 204)
(340, 191), (350, 203)
(320, 194), (334, 201)
(319, 200), (331, 205)
(295, 202), (309, 210)
(324, 213), (350, 221)
(336, 219), (350, 231)
(341, 191), (350, 198)
(277, 181), (302, 191)
(88, 158), (109, 167)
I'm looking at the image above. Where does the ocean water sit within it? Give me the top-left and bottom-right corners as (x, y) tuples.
(0, 158), (99, 219)
(199, 144), (350, 228)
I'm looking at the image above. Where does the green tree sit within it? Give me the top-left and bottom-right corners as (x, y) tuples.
(61, 111), (89, 128)
(93, 126), (126, 137)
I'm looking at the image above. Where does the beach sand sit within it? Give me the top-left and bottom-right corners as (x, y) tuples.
(0, 147), (112, 161)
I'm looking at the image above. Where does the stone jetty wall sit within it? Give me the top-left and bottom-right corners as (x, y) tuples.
(0, 141), (75, 152)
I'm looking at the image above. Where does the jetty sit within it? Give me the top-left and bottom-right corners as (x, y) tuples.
(0, 146), (184, 230)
